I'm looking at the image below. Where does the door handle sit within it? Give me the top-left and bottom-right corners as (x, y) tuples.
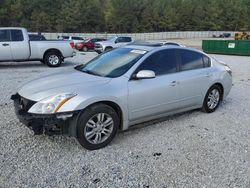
(205, 73), (213, 78)
(2, 43), (9, 46)
(170, 81), (177, 86)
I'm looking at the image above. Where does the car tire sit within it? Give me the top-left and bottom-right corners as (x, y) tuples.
(76, 104), (119, 150)
(44, 51), (62, 67)
(83, 46), (88, 52)
(40, 60), (45, 64)
(202, 84), (222, 113)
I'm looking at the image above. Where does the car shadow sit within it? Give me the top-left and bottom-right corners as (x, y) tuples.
(0, 61), (45, 69)
(122, 109), (200, 133)
(0, 61), (79, 69)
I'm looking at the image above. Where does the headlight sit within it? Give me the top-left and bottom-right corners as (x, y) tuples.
(28, 93), (77, 114)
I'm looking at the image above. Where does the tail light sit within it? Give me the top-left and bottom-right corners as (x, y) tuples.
(70, 42), (75, 49)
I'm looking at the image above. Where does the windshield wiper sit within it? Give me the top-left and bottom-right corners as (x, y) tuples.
(74, 64), (84, 70)
(82, 69), (101, 76)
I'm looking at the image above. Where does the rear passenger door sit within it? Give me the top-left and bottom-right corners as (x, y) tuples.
(0, 30), (12, 61)
(10, 29), (30, 60)
(128, 49), (181, 121)
(177, 49), (213, 108)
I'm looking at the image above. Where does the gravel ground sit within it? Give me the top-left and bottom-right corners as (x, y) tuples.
(0, 49), (250, 188)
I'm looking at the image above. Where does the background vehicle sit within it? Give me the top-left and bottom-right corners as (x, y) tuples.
(94, 36), (133, 54)
(0, 27), (75, 67)
(29, 34), (46, 41)
(12, 45), (232, 150)
(234, 32), (250, 40)
(75, 38), (106, 51)
(163, 41), (186, 47)
(212, 33), (231, 38)
(58, 35), (84, 45)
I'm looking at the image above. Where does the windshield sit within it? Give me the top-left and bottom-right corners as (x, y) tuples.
(72, 36), (84, 40)
(75, 48), (147, 78)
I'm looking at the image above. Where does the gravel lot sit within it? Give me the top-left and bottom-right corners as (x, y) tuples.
(0, 48), (250, 188)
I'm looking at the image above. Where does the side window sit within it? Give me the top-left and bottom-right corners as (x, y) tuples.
(124, 37), (132, 42)
(203, 55), (211, 67)
(62, 36), (69, 40)
(137, 49), (177, 76)
(11, 30), (24, 42)
(180, 50), (204, 71)
(72, 37), (83, 40)
(0, 30), (10, 42)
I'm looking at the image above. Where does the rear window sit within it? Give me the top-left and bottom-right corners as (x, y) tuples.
(29, 34), (46, 41)
(11, 30), (24, 41)
(0, 30), (10, 42)
(123, 37), (132, 42)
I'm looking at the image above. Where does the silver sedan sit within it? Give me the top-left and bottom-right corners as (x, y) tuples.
(12, 45), (232, 150)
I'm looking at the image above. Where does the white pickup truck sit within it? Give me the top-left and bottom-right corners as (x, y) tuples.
(94, 36), (134, 54)
(0, 27), (75, 67)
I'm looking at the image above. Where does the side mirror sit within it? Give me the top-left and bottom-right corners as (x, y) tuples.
(134, 70), (155, 79)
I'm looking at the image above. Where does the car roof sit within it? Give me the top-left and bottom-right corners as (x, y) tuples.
(124, 44), (184, 52)
(127, 42), (163, 47)
(123, 45), (156, 51)
(0, 27), (26, 30)
(123, 44), (205, 55)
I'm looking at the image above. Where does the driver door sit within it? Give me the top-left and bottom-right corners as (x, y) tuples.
(0, 30), (12, 61)
(128, 49), (181, 121)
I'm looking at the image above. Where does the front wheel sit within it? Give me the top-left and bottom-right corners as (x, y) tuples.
(76, 104), (119, 150)
(202, 85), (222, 113)
(44, 51), (62, 67)
(83, 46), (88, 52)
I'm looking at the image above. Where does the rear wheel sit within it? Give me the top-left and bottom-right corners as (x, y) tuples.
(44, 51), (62, 67)
(202, 85), (222, 113)
(76, 104), (119, 150)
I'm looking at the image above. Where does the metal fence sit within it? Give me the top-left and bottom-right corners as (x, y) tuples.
(40, 31), (239, 40)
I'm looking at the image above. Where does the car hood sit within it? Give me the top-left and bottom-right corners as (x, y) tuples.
(18, 68), (111, 101)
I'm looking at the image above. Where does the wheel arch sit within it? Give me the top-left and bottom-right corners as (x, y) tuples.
(105, 46), (113, 50)
(68, 100), (125, 137)
(84, 101), (124, 130)
(212, 82), (224, 100)
(43, 48), (63, 61)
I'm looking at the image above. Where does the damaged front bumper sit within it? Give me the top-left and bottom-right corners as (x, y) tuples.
(11, 93), (79, 136)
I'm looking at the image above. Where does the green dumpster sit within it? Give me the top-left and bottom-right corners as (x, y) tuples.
(202, 40), (250, 56)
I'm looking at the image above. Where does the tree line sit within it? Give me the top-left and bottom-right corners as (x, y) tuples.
(0, 0), (249, 33)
